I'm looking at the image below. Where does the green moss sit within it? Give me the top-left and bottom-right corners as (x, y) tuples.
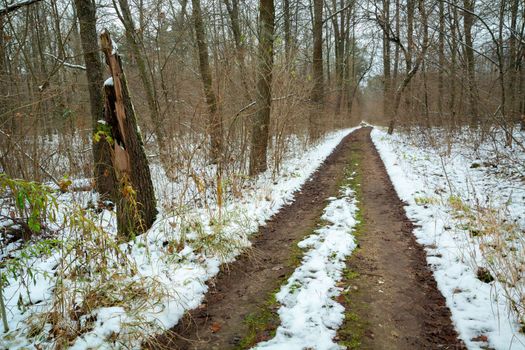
(344, 269), (360, 281)
(337, 268), (368, 349)
(238, 148), (369, 349)
(341, 149), (365, 239)
(237, 293), (280, 349)
(237, 226), (317, 349)
(336, 148), (368, 349)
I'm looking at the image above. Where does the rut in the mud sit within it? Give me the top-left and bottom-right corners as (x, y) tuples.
(148, 127), (463, 350)
(336, 128), (465, 349)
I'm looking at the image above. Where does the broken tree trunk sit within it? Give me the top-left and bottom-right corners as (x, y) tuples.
(100, 30), (157, 240)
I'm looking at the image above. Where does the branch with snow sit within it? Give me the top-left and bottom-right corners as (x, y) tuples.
(0, 0), (43, 15)
(44, 53), (86, 71)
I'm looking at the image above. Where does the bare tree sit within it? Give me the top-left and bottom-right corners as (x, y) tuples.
(73, 0), (115, 197)
(114, 0), (170, 164)
(463, 0), (478, 125)
(249, 0), (274, 175)
(192, 0), (223, 162)
(310, 0), (323, 139)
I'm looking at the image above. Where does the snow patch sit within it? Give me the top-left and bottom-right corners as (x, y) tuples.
(254, 185), (358, 350)
(371, 127), (525, 350)
(104, 77), (114, 87)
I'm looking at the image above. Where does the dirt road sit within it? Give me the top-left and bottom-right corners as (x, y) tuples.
(148, 127), (463, 350)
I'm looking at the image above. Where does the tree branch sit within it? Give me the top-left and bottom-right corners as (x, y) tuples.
(0, 0), (43, 15)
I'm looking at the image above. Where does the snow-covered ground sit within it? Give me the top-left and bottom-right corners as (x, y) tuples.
(253, 182), (358, 350)
(371, 127), (525, 350)
(0, 127), (359, 349)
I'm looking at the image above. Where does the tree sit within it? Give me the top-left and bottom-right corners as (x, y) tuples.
(283, 0), (292, 63)
(249, 0), (274, 175)
(191, 0), (223, 162)
(463, 0), (478, 125)
(73, 0), (115, 197)
(438, 0), (445, 118)
(0, 0), (44, 133)
(114, 0), (170, 167)
(100, 30), (157, 240)
(386, 0), (428, 134)
(381, 0), (392, 126)
(223, 0), (251, 103)
(310, 0), (323, 139)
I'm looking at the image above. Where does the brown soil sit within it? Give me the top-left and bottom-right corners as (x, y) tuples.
(336, 128), (465, 349)
(148, 127), (464, 350)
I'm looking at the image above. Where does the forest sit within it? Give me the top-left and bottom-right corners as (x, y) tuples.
(1, 0), (525, 348)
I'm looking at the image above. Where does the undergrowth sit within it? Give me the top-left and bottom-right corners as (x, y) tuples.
(412, 187), (525, 330)
(446, 194), (525, 329)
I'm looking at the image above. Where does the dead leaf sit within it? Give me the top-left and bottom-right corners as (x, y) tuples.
(210, 322), (221, 333)
(471, 335), (488, 342)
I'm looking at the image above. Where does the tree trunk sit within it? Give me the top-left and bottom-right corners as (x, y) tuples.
(192, 0), (223, 162)
(383, 0), (393, 132)
(449, 0), (458, 126)
(249, 0), (274, 175)
(0, 15), (7, 130)
(388, 0), (427, 134)
(284, 0), (291, 64)
(393, 0), (399, 86)
(404, 0), (414, 114)
(116, 0), (169, 162)
(463, 0), (478, 125)
(438, 0), (445, 118)
(508, 0), (519, 134)
(498, 0), (510, 146)
(73, 0), (115, 197)
(223, 0), (251, 103)
(330, 0), (345, 114)
(310, 0), (323, 139)
(100, 30), (157, 240)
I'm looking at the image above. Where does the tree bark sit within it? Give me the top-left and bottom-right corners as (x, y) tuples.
(330, 0), (346, 114)
(498, 0), (510, 146)
(383, 0), (392, 129)
(192, 0), (223, 162)
(438, 0), (445, 118)
(283, 0), (291, 63)
(463, 0), (478, 125)
(404, 0), (414, 114)
(310, 0), (323, 139)
(449, 1), (458, 126)
(393, 0), (399, 86)
(73, 0), (115, 197)
(223, 0), (251, 103)
(0, 15), (8, 130)
(508, 0), (519, 129)
(100, 30), (157, 240)
(249, 0), (274, 175)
